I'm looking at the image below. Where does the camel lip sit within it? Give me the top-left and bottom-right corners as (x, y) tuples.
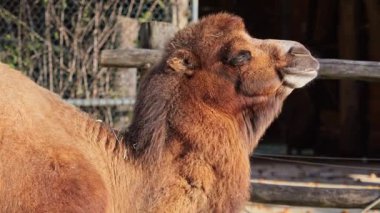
(282, 55), (320, 74)
(290, 53), (310, 57)
(281, 69), (318, 89)
(282, 68), (319, 76)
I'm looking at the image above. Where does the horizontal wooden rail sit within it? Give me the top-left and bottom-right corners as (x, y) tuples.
(101, 48), (162, 68)
(251, 179), (380, 209)
(319, 58), (380, 81)
(101, 48), (380, 81)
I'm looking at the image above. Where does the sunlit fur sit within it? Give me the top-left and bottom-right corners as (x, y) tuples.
(0, 13), (316, 212)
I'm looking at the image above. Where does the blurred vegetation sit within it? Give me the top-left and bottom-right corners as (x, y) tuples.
(0, 0), (171, 124)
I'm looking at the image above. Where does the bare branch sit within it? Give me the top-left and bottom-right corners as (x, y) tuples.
(45, 0), (54, 91)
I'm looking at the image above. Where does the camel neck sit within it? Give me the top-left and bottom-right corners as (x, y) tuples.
(152, 103), (251, 211)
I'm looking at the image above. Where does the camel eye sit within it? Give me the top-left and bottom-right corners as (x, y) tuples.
(228, 50), (252, 66)
(184, 59), (190, 65)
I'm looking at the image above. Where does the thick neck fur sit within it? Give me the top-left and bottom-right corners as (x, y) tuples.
(243, 87), (291, 152)
(126, 63), (180, 162)
(58, 66), (289, 212)
(123, 66), (290, 212)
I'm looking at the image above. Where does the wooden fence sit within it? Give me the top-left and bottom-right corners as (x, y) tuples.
(95, 20), (380, 210)
(68, 54), (380, 107)
(101, 48), (380, 81)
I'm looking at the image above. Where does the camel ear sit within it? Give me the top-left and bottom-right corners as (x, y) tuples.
(166, 49), (199, 76)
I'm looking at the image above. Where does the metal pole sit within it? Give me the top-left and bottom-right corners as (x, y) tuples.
(66, 98), (135, 107)
(191, 0), (198, 22)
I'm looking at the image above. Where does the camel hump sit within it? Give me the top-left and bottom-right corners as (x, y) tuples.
(0, 62), (79, 134)
(0, 62), (54, 111)
(0, 62), (33, 88)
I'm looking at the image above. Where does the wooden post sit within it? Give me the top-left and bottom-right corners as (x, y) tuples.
(139, 21), (179, 76)
(364, 0), (380, 61)
(364, 0), (380, 155)
(140, 21), (179, 50)
(113, 17), (140, 129)
(338, 0), (366, 156)
(312, 1), (337, 46)
(114, 17), (140, 97)
(171, 0), (189, 29)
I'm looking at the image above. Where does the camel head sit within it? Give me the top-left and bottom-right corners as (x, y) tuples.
(130, 13), (319, 156)
(163, 13), (319, 113)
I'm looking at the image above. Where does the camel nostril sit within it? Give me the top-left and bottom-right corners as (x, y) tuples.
(288, 45), (310, 56)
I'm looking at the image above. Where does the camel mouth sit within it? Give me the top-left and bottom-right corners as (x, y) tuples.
(281, 60), (319, 89)
(264, 39), (319, 89)
(282, 68), (318, 88)
(280, 54), (319, 89)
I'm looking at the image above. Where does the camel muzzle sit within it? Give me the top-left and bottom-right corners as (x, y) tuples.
(266, 39), (319, 88)
(279, 41), (319, 88)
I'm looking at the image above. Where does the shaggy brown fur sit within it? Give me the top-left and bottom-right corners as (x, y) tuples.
(0, 13), (318, 213)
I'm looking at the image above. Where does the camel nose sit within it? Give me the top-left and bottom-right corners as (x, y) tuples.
(268, 40), (319, 88)
(270, 40), (309, 55)
(288, 45), (311, 56)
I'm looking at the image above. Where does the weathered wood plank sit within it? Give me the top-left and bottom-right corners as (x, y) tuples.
(319, 59), (380, 81)
(243, 202), (377, 213)
(250, 179), (380, 209)
(140, 21), (178, 50)
(365, 0), (380, 156)
(100, 48), (162, 68)
(114, 16), (140, 98)
(100, 48), (380, 81)
(364, 0), (380, 61)
(337, 0), (364, 156)
(112, 17), (140, 128)
(139, 21), (179, 76)
(171, 0), (189, 29)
